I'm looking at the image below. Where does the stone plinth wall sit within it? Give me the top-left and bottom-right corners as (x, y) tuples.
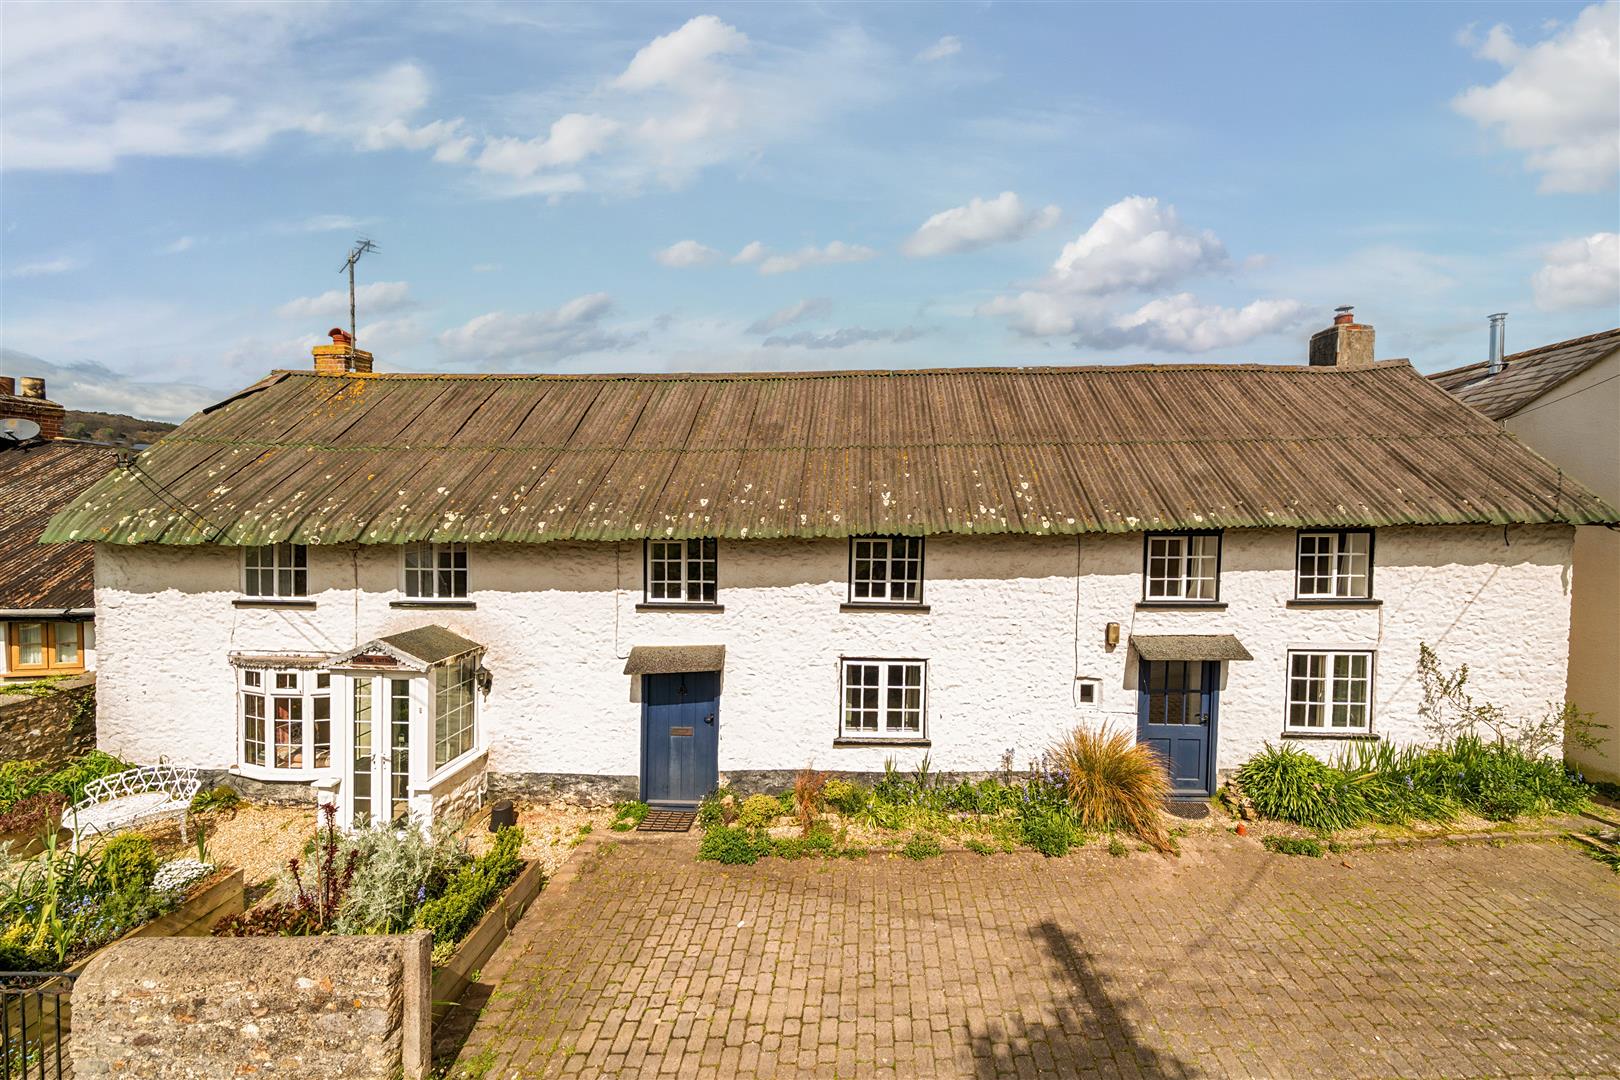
(71, 931), (431, 1079)
(0, 673), (95, 765)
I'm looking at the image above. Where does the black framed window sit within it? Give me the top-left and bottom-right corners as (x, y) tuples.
(1295, 530), (1373, 599)
(1142, 532), (1220, 601)
(644, 538), (718, 604)
(848, 536), (924, 604)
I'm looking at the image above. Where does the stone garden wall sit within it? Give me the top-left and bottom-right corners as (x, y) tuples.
(0, 673), (95, 766)
(70, 931), (431, 1079)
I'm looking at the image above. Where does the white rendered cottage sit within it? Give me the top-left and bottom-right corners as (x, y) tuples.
(43, 321), (1618, 826)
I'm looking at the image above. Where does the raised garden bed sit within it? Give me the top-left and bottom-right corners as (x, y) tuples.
(66, 867), (243, 974)
(430, 856), (546, 1020)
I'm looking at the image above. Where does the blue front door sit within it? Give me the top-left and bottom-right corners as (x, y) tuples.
(1137, 660), (1218, 797)
(641, 671), (720, 807)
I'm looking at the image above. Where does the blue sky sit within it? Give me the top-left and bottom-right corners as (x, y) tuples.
(2, 1), (1616, 420)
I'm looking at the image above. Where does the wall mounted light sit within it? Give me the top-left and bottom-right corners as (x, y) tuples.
(1105, 622), (1120, 651)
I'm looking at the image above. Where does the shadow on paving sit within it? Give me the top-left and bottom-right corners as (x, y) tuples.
(969, 919), (1194, 1080)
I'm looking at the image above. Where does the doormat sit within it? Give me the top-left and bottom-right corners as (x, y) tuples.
(1166, 800), (1211, 820)
(637, 809), (697, 833)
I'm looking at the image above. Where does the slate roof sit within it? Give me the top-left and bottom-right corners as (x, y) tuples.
(0, 439), (119, 610)
(41, 361), (1618, 547)
(327, 625), (483, 670)
(1430, 327), (1620, 421)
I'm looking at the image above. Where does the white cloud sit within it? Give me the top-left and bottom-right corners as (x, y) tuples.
(732, 241), (767, 265)
(157, 236), (195, 255)
(437, 293), (641, 365)
(916, 36), (962, 63)
(1532, 232), (1620, 310)
(613, 14), (749, 91)
(7, 255), (86, 278)
(901, 191), (1061, 258)
(758, 241), (878, 275)
(275, 281), (414, 322)
(474, 113), (620, 177)
(1091, 294), (1307, 352)
(471, 263), (502, 273)
(747, 298), (833, 334)
(360, 117), (472, 163)
(762, 325), (923, 349)
(0, 348), (217, 422)
(1453, 1), (1620, 192)
(1049, 196), (1227, 294)
(654, 240), (723, 268)
(271, 214), (377, 235)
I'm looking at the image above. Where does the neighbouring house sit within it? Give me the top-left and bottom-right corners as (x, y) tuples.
(1, 374), (118, 682)
(1432, 323), (1620, 784)
(41, 317), (1618, 826)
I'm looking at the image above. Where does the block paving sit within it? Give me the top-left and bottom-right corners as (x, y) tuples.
(447, 833), (1620, 1078)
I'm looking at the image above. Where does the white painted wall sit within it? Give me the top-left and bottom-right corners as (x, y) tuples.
(92, 525), (1575, 787)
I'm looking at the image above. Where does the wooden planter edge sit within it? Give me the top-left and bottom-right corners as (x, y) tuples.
(429, 858), (546, 1019)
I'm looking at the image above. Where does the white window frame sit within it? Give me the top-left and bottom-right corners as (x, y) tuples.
(1285, 650), (1374, 733)
(401, 542), (469, 599)
(847, 536), (925, 605)
(643, 538), (718, 605)
(431, 655), (480, 773)
(840, 658), (927, 739)
(242, 543), (308, 598)
(238, 667), (334, 777)
(1295, 530), (1373, 599)
(1143, 532), (1220, 602)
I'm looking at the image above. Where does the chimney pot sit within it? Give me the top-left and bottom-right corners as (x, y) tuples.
(1308, 308), (1375, 369)
(0, 376), (14, 396)
(1487, 312), (1508, 376)
(312, 329), (374, 375)
(19, 377), (46, 400)
(329, 327), (353, 346)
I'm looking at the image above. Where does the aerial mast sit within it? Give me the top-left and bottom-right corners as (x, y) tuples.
(338, 238), (379, 357)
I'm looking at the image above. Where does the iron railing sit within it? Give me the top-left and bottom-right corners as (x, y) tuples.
(1, 972), (74, 1080)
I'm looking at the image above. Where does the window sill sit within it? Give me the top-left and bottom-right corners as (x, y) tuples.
(1135, 602), (1227, 611)
(232, 598), (316, 610)
(1286, 598), (1382, 608)
(635, 603), (725, 613)
(228, 764), (337, 783)
(390, 599), (476, 609)
(1278, 731), (1381, 742)
(833, 737), (931, 748)
(840, 603), (931, 613)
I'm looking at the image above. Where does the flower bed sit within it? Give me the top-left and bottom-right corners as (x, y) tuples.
(692, 727), (1177, 865)
(0, 752), (130, 859)
(213, 805), (536, 970)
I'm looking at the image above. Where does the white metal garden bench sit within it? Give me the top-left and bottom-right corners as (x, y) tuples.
(69, 765), (201, 850)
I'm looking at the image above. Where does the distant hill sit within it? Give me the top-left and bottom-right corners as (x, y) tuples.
(60, 410), (176, 449)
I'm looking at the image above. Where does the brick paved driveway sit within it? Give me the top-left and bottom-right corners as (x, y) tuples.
(446, 834), (1620, 1078)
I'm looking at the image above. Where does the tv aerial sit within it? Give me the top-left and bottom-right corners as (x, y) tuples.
(1, 417), (42, 443)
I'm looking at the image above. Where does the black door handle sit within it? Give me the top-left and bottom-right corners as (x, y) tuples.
(704, 713), (715, 725)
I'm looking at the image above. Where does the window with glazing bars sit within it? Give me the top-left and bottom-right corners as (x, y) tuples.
(1296, 531), (1372, 598)
(848, 536), (924, 604)
(1143, 533), (1220, 601)
(644, 539), (718, 604)
(841, 659), (926, 738)
(239, 667), (331, 771)
(403, 542), (468, 598)
(243, 544), (307, 597)
(434, 657), (478, 769)
(1286, 651), (1373, 732)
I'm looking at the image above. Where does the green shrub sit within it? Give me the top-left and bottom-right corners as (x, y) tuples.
(1334, 742), (1455, 825)
(1048, 726), (1172, 852)
(414, 827), (525, 950)
(336, 822), (471, 935)
(769, 823), (847, 860)
(963, 837), (996, 855)
(0, 791), (65, 835)
(899, 832), (942, 860)
(737, 794), (781, 830)
(46, 752), (132, 805)
(697, 825), (769, 865)
(696, 790), (733, 830)
(1019, 811), (1078, 858)
(95, 834), (159, 895)
(610, 802), (649, 832)
(1430, 736), (1588, 820)
(1107, 836), (1127, 857)
(1235, 744), (1368, 832)
(823, 778), (869, 816)
(1263, 836), (1326, 857)
(189, 786), (241, 815)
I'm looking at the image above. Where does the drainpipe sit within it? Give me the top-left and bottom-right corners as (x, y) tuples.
(1487, 313), (1508, 376)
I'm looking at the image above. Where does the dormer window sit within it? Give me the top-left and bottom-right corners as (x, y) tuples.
(244, 544), (307, 597)
(1143, 533), (1220, 602)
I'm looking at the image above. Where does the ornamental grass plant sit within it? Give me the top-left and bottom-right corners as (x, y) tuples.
(1047, 726), (1173, 853)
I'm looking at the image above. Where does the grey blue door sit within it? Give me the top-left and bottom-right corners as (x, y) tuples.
(641, 671), (720, 807)
(1136, 660), (1218, 796)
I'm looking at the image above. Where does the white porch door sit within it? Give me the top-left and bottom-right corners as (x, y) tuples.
(347, 676), (413, 828)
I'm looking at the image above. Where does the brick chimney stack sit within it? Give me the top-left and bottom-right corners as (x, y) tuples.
(1, 374), (65, 440)
(1308, 306), (1375, 369)
(312, 327), (375, 375)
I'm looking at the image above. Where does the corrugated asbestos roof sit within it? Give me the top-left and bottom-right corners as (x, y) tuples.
(41, 362), (1618, 547)
(1430, 327), (1620, 420)
(1, 440), (119, 608)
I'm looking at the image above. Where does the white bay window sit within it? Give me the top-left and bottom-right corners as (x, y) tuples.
(239, 667), (331, 774)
